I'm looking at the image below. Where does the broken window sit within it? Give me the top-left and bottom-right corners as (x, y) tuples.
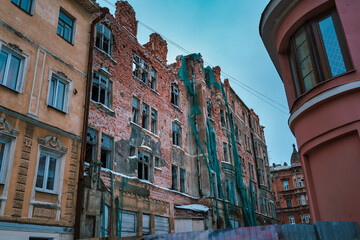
(220, 109), (226, 127)
(132, 97), (139, 124)
(155, 156), (160, 168)
(151, 68), (157, 91)
(206, 99), (212, 118)
(223, 142), (228, 162)
(151, 108), (157, 134)
(171, 84), (179, 107)
(129, 146), (136, 157)
(171, 165), (178, 190)
(138, 151), (150, 180)
(92, 71), (112, 107)
(96, 23), (113, 55)
(101, 134), (113, 169)
(132, 53), (149, 85)
(142, 103), (149, 129)
(85, 128), (98, 163)
(172, 122), (181, 147)
(180, 168), (185, 193)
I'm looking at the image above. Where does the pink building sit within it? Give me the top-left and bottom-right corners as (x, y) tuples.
(260, 0), (360, 225)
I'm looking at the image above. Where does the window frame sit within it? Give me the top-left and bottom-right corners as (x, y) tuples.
(0, 43), (27, 93)
(132, 97), (140, 124)
(47, 71), (72, 113)
(57, 8), (76, 44)
(180, 168), (186, 193)
(11, 0), (35, 15)
(91, 71), (112, 108)
(100, 133), (113, 169)
(289, 10), (352, 96)
(132, 53), (149, 85)
(85, 127), (98, 164)
(151, 108), (158, 135)
(151, 68), (157, 91)
(137, 150), (151, 181)
(283, 180), (289, 190)
(206, 99), (213, 118)
(142, 103), (149, 129)
(35, 151), (60, 194)
(95, 23), (113, 56)
(171, 164), (178, 191)
(172, 122), (181, 147)
(171, 83), (180, 107)
(289, 215), (295, 224)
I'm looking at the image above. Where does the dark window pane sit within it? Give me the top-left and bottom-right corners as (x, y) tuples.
(100, 149), (108, 168)
(319, 16), (346, 76)
(0, 51), (8, 84)
(36, 155), (46, 188)
(92, 84), (99, 102)
(100, 87), (106, 104)
(6, 55), (20, 89)
(0, 142), (5, 174)
(85, 143), (93, 163)
(46, 157), (57, 190)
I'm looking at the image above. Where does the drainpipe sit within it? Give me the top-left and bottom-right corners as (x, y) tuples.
(74, 7), (109, 240)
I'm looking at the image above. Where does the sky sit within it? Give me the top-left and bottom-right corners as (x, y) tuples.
(97, 0), (297, 165)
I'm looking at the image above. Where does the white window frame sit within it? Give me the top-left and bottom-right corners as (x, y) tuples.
(46, 69), (72, 113)
(35, 151), (60, 194)
(0, 41), (28, 93)
(289, 215), (295, 224)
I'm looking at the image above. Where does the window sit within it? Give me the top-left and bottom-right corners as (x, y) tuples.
(0, 45), (25, 92)
(298, 178), (303, 188)
(172, 122), (181, 147)
(206, 99), (212, 118)
(85, 128), (97, 163)
(132, 97), (139, 124)
(92, 71), (112, 107)
(129, 146), (136, 157)
(138, 151), (150, 180)
(289, 11), (351, 95)
(301, 195), (306, 205)
(142, 103), (149, 129)
(155, 156), (160, 168)
(297, 196), (301, 206)
(220, 109), (226, 127)
(289, 216), (295, 224)
(151, 68), (157, 91)
(48, 73), (69, 112)
(223, 142), (228, 162)
(180, 168), (186, 193)
(96, 23), (113, 55)
(101, 205), (110, 237)
(305, 213), (310, 223)
(283, 180), (289, 190)
(171, 165), (178, 190)
(0, 141), (7, 183)
(57, 9), (75, 43)
(242, 112), (246, 123)
(151, 109), (157, 134)
(11, 0), (34, 14)
(35, 152), (59, 193)
(294, 177), (298, 188)
(231, 101), (235, 111)
(100, 134), (113, 169)
(286, 198), (292, 208)
(132, 53), (149, 84)
(248, 163), (254, 179)
(235, 125), (239, 141)
(171, 84), (179, 107)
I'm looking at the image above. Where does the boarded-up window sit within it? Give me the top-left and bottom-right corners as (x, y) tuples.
(142, 214), (150, 235)
(120, 211), (137, 237)
(155, 216), (169, 234)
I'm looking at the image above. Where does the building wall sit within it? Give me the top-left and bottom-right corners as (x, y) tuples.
(260, 0), (360, 225)
(82, 1), (277, 238)
(0, 0), (95, 238)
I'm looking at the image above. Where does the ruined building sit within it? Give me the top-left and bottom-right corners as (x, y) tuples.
(270, 145), (310, 224)
(79, 1), (277, 238)
(0, 0), (99, 239)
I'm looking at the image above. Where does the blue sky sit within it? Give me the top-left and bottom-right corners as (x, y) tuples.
(97, 0), (297, 165)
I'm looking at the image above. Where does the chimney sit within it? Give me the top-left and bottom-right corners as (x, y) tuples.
(115, 1), (137, 37)
(212, 66), (221, 85)
(144, 33), (168, 63)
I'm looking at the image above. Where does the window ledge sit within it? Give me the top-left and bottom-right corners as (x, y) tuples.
(172, 144), (183, 151)
(57, 33), (74, 46)
(150, 88), (160, 96)
(94, 46), (117, 64)
(171, 103), (182, 112)
(154, 167), (162, 171)
(91, 100), (115, 116)
(11, 2), (33, 16)
(35, 189), (58, 195)
(47, 105), (68, 115)
(0, 83), (21, 94)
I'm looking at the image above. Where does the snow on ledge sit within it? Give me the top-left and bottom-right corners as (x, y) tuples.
(175, 204), (209, 212)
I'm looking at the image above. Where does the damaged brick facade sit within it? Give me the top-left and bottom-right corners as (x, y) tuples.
(81, 1), (277, 238)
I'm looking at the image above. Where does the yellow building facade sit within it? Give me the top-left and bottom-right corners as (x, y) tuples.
(0, 0), (98, 239)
